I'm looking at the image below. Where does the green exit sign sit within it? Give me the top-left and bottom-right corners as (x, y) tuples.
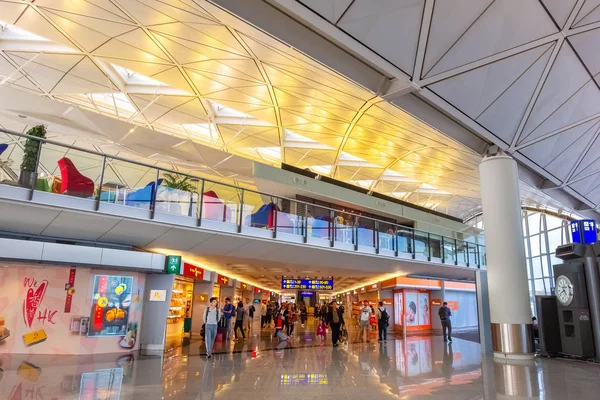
(166, 255), (181, 274)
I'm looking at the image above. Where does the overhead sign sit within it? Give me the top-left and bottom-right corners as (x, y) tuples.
(165, 255), (182, 274)
(281, 279), (334, 290)
(181, 263), (204, 279)
(217, 274), (232, 287)
(571, 220), (597, 245)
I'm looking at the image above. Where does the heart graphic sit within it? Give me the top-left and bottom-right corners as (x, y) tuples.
(23, 281), (48, 328)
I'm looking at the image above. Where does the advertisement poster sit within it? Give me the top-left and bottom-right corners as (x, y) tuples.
(88, 275), (134, 337)
(0, 264), (144, 355)
(405, 292), (418, 326)
(418, 293), (430, 326)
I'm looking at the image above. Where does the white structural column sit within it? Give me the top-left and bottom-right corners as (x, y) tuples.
(479, 154), (534, 358)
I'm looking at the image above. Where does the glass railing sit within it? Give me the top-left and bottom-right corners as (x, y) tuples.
(0, 127), (485, 267)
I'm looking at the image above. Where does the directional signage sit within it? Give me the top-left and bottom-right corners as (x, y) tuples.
(165, 255), (182, 274)
(570, 219), (598, 245)
(281, 279), (334, 290)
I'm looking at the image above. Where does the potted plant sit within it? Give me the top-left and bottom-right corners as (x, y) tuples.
(162, 172), (196, 192)
(18, 125), (46, 188)
(162, 173), (197, 215)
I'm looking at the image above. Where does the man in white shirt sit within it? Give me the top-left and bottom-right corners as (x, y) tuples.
(260, 301), (267, 328)
(244, 298), (253, 332)
(359, 301), (371, 343)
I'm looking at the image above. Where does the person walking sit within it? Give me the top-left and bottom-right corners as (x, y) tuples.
(439, 301), (453, 343)
(234, 301), (246, 341)
(326, 301), (343, 347)
(244, 298), (253, 333)
(222, 297), (235, 340)
(376, 301), (390, 342)
(203, 297), (222, 358)
(266, 302), (273, 327)
(300, 303), (307, 327)
(358, 301), (371, 342)
(260, 300), (267, 328)
(283, 304), (295, 336)
(320, 302), (329, 323)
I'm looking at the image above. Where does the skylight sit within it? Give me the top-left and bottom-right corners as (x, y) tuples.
(181, 123), (220, 144)
(0, 21), (49, 41)
(112, 64), (165, 86)
(310, 165), (332, 175)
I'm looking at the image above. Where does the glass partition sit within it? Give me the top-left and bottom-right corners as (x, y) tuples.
(443, 238), (457, 263)
(397, 227), (413, 254)
(456, 240), (468, 264)
(0, 129), (487, 267)
(36, 142), (104, 200)
(378, 221), (396, 252)
(414, 230), (430, 258)
(201, 181), (241, 224)
(333, 211), (355, 245)
(429, 234), (442, 258)
(355, 215), (376, 248)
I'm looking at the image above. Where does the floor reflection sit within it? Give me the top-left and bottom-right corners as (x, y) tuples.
(1, 334), (600, 399)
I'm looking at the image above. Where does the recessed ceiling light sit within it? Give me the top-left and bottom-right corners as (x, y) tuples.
(17, 114), (27, 119)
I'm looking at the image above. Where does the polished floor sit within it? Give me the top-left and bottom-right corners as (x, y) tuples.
(1, 324), (600, 399)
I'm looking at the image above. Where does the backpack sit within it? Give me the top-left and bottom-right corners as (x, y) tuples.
(379, 308), (389, 322)
(438, 306), (447, 320)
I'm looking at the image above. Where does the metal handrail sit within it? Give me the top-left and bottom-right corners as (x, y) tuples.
(0, 127), (486, 265)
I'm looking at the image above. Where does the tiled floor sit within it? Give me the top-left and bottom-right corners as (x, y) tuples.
(1, 326), (600, 399)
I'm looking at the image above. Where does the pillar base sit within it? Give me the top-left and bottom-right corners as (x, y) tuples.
(491, 323), (534, 357)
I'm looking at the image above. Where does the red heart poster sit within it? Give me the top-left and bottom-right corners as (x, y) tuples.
(23, 281), (48, 328)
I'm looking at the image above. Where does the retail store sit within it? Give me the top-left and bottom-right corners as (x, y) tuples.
(0, 262), (146, 355)
(163, 257), (215, 344)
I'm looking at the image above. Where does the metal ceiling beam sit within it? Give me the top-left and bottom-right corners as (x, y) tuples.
(211, 0), (390, 94)
(419, 34), (560, 87)
(509, 37), (565, 150)
(412, 0), (435, 82)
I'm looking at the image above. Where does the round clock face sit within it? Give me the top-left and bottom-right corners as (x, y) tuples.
(556, 275), (574, 306)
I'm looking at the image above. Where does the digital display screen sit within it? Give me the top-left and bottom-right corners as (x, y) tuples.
(571, 220), (597, 245)
(281, 279), (333, 290)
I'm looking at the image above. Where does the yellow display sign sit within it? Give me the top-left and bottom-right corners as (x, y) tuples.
(22, 329), (47, 347)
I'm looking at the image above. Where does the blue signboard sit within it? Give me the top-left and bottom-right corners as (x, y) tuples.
(282, 279), (334, 290)
(571, 219), (597, 245)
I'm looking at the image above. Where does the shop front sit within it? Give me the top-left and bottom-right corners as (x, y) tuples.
(0, 262), (146, 355)
(164, 258), (215, 344)
(379, 277), (477, 336)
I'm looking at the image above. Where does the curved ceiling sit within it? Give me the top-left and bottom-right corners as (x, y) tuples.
(0, 0), (483, 219)
(267, 0), (600, 217)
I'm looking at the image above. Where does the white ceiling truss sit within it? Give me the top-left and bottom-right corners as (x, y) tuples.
(0, 0), (484, 220)
(253, 0), (600, 218)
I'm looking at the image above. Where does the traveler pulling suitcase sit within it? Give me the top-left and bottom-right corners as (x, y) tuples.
(216, 316), (228, 342)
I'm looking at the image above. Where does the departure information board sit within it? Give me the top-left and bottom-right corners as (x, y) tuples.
(281, 279), (334, 290)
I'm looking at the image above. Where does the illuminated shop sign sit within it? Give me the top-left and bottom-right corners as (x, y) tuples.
(281, 279), (334, 290)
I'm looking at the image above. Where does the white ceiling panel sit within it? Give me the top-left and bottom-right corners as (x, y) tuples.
(541, 0), (579, 29)
(337, 0), (425, 75)
(40, 210), (121, 240)
(299, 0), (353, 23)
(0, 201), (60, 235)
(145, 228), (215, 251)
(426, 0), (557, 77)
(98, 220), (172, 246)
